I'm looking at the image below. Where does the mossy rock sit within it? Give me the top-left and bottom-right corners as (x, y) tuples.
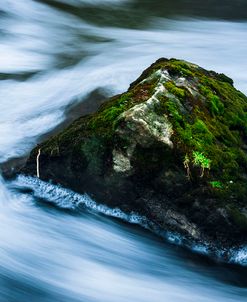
(22, 58), (247, 250)
(227, 206), (247, 231)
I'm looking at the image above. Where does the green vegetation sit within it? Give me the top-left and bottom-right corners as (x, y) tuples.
(163, 68), (246, 203)
(209, 95), (224, 115)
(182, 151), (211, 178)
(209, 180), (223, 189)
(199, 84), (224, 115)
(167, 60), (194, 77)
(161, 99), (183, 124)
(164, 81), (185, 99)
(154, 59), (247, 197)
(192, 151), (211, 176)
(88, 92), (133, 134)
(39, 58), (247, 203)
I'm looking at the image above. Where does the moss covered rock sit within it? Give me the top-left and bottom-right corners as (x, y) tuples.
(22, 58), (247, 251)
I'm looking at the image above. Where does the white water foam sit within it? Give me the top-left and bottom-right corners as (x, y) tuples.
(230, 247), (247, 266)
(11, 175), (247, 266)
(13, 175), (150, 226)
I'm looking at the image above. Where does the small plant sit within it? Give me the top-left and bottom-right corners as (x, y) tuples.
(192, 151), (211, 177)
(209, 181), (223, 189)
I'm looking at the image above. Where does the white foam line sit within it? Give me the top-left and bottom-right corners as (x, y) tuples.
(12, 176), (211, 254)
(229, 247), (247, 266)
(12, 175), (247, 266)
(14, 175), (151, 227)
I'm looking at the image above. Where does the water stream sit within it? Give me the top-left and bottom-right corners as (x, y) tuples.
(0, 1), (247, 301)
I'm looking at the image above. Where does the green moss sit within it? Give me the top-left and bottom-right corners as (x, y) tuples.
(209, 95), (224, 115)
(192, 119), (214, 145)
(199, 84), (224, 115)
(167, 60), (194, 77)
(164, 81), (185, 99)
(88, 92), (133, 133)
(209, 180), (223, 189)
(38, 58), (247, 204)
(160, 98), (183, 124)
(178, 125), (193, 144)
(173, 118), (214, 156)
(158, 63), (246, 194)
(217, 73), (234, 85)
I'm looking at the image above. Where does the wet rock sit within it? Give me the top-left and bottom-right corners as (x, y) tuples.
(21, 58), (247, 251)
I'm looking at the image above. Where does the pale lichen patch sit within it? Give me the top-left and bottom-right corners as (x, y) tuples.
(112, 69), (174, 173)
(120, 103), (173, 147)
(112, 149), (132, 173)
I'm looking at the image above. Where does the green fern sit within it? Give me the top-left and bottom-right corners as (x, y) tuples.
(192, 151), (211, 177)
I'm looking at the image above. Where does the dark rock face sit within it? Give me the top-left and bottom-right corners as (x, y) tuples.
(21, 58), (247, 251)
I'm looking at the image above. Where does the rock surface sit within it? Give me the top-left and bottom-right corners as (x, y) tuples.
(21, 58), (247, 253)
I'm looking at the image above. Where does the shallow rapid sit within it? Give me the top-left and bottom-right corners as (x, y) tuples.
(0, 1), (247, 301)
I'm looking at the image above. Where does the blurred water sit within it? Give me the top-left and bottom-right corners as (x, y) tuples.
(0, 1), (247, 301)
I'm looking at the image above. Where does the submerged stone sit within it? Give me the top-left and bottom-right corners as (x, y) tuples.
(21, 58), (247, 253)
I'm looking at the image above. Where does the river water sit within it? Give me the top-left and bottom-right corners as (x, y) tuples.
(0, 1), (247, 301)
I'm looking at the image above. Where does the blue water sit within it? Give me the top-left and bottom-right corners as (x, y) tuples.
(0, 1), (247, 301)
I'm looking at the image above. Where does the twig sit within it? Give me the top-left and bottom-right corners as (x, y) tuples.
(36, 148), (41, 178)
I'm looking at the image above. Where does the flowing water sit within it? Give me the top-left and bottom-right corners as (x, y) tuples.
(0, 1), (247, 301)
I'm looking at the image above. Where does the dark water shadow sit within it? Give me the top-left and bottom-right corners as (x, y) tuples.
(36, 0), (247, 31)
